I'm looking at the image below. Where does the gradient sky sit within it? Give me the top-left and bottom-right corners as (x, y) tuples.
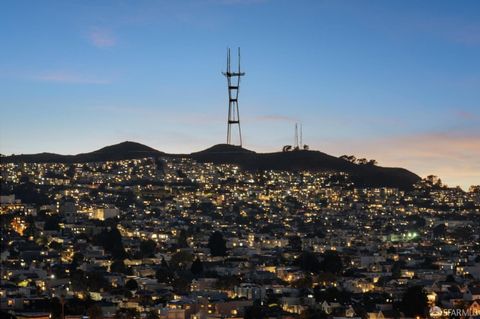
(1, 0), (479, 189)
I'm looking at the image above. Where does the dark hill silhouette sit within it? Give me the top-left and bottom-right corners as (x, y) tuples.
(3, 141), (164, 163)
(193, 143), (255, 155)
(76, 141), (163, 162)
(2, 141), (420, 189)
(191, 146), (419, 190)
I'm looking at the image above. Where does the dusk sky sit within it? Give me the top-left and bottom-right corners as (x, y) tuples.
(1, 0), (479, 189)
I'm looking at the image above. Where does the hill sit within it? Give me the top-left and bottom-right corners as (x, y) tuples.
(2, 141), (421, 189)
(191, 145), (420, 190)
(2, 141), (164, 163)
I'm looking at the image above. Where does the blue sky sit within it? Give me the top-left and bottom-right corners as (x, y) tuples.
(1, 0), (479, 188)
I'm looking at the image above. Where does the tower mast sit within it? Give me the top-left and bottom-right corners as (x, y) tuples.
(222, 48), (245, 146)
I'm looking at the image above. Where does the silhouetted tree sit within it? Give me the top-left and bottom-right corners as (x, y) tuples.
(139, 239), (156, 258)
(125, 278), (138, 291)
(170, 251), (193, 270)
(70, 252), (84, 271)
(296, 251), (321, 274)
(172, 275), (191, 294)
(146, 310), (159, 319)
(95, 226), (126, 260)
(244, 300), (267, 319)
(114, 308), (139, 319)
(87, 304), (103, 319)
(446, 274), (456, 282)
(433, 223), (447, 238)
(340, 155), (356, 163)
(176, 229), (189, 248)
(155, 266), (174, 285)
(50, 297), (62, 319)
(289, 235), (303, 252)
(357, 158), (368, 165)
(110, 260), (128, 274)
(208, 231), (227, 256)
(300, 307), (328, 319)
(320, 250), (343, 274)
(392, 260), (405, 279)
(191, 256), (204, 277)
(44, 214), (61, 231)
(400, 285), (428, 317)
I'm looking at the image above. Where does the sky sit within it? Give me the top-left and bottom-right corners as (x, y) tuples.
(0, 0), (479, 189)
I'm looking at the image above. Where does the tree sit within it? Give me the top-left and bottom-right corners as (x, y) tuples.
(445, 274), (456, 282)
(139, 239), (156, 258)
(356, 158), (368, 165)
(146, 311), (159, 319)
(125, 278), (139, 291)
(400, 285), (428, 317)
(191, 256), (204, 277)
(425, 175), (443, 187)
(114, 308), (139, 319)
(340, 155), (356, 163)
(296, 251), (321, 274)
(23, 216), (38, 238)
(289, 235), (302, 252)
(172, 275), (191, 294)
(320, 250), (343, 274)
(87, 304), (103, 319)
(95, 226), (127, 260)
(176, 229), (189, 248)
(66, 165), (76, 178)
(50, 297), (62, 319)
(155, 266), (175, 285)
(244, 300), (267, 319)
(208, 231), (227, 257)
(70, 252), (84, 271)
(300, 307), (328, 319)
(85, 271), (109, 291)
(391, 260), (405, 279)
(170, 251), (193, 270)
(292, 275), (313, 289)
(110, 260), (128, 274)
(44, 214), (61, 231)
(433, 223), (447, 238)
(48, 240), (62, 250)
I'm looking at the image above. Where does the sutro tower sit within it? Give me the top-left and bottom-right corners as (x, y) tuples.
(222, 48), (245, 146)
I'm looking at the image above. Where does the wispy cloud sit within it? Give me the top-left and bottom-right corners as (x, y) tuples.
(454, 110), (480, 121)
(87, 27), (116, 48)
(251, 114), (298, 123)
(33, 71), (110, 84)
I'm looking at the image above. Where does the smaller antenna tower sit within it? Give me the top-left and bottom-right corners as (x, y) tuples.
(283, 123), (309, 152)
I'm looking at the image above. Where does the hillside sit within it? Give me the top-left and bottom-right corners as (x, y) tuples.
(2, 141), (164, 163)
(2, 141), (421, 189)
(191, 145), (420, 190)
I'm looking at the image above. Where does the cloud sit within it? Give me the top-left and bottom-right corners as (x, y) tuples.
(252, 114), (298, 122)
(454, 110), (480, 121)
(87, 27), (116, 48)
(33, 71), (110, 84)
